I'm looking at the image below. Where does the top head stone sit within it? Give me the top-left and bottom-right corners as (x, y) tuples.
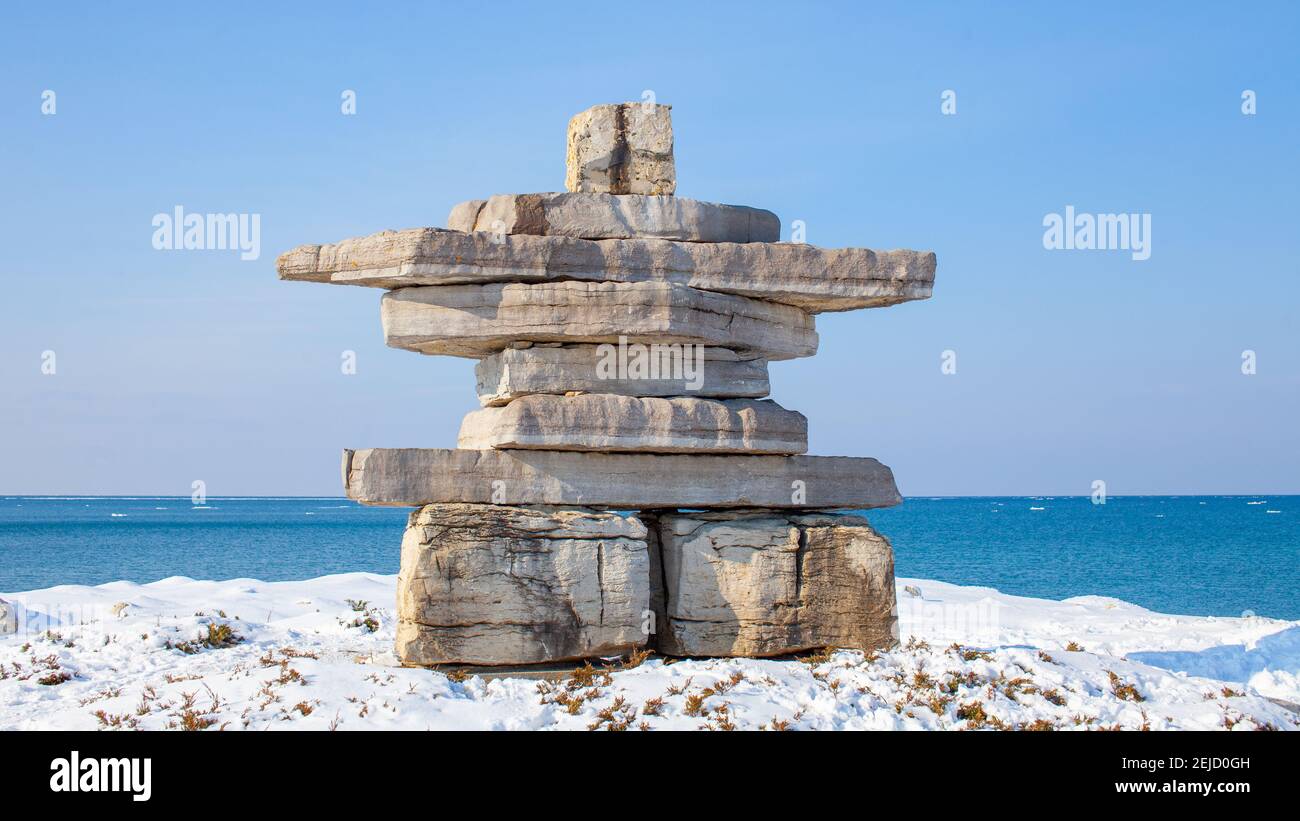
(565, 102), (675, 196)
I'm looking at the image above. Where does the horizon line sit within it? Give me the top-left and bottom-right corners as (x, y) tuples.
(2, 494), (1293, 500)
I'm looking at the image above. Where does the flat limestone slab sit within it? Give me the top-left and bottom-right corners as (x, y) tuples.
(343, 448), (902, 510)
(448, 193), (779, 243)
(397, 503), (649, 666)
(566, 102), (674, 195)
(649, 510), (898, 657)
(381, 280), (817, 360)
(277, 228), (935, 313)
(457, 395), (808, 454)
(475, 345), (770, 407)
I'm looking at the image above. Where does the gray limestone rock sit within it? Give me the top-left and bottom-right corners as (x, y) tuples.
(447, 192), (778, 243)
(342, 448), (902, 510)
(457, 395), (807, 454)
(276, 228), (935, 314)
(651, 510), (899, 657)
(396, 503), (650, 666)
(565, 103), (675, 195)
(475, 345), (770, 407)
(0, 598), (16, 636)
(380, 280), (817, 360)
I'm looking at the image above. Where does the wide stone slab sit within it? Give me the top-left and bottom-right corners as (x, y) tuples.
(650, 510), (898, 657)
(566, 102), (674, 195)
(447, 193), (779, 243)
(381, 281), (817, 360)
(475, 345), (770, 407)
(343, 448), (902, 510)
(396, 503), (649, 666)
(457, 395), (807, 454)
(277, 228), (935, 313)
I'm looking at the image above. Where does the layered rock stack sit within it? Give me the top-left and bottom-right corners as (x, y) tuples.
(277, 102), (936, 667)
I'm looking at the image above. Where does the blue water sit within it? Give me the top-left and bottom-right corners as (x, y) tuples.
(0, 496), (1295, 620)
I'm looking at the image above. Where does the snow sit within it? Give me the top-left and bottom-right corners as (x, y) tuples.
(1, 574), (1296, 731)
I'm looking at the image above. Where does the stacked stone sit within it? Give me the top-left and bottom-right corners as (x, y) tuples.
(277, 103), (936, 667)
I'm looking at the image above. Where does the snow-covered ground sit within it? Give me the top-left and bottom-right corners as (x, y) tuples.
(1, 573), (1296, 730)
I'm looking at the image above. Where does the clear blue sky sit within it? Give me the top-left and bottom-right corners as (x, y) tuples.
(1, 2), (1296, 496)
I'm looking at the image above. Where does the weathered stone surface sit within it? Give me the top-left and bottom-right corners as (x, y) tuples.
(447, 193), (779, 243)
(566, 103), (674, 195)
(396, 503), (649, 666)
(458, 395), (807, 454)
(0, 598), (16, 636)
(446, 199), (486, 233)
(651, 511), (898, 657)
(277, 228), (935, 313)
(476, 345), (770, 407)
(343, 448), (902, 510)
(381, 281), (817, 360)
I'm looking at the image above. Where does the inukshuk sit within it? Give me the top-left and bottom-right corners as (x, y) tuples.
(277, 102), (936, 667)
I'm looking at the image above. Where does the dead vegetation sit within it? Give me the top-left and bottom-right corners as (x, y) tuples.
(169, 622), (243, 654)
(166, 688), (226, 731)
(1107, 671), (1144, 702)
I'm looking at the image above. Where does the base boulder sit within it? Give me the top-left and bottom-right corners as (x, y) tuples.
(651, 510), (898, 657)
(0, 598), (16, 636)
(396, 503), (650, 666)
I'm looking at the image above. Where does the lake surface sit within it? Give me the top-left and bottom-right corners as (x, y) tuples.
(1, 496), (1295, 620)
